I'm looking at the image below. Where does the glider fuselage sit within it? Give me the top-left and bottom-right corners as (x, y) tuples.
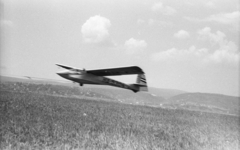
(57, 70), (132, 90)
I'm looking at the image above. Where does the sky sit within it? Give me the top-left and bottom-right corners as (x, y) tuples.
(1, 0), (239, 96)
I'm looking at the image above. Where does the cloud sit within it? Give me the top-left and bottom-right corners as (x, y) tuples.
(198, 27), (239, 64)
(151, 2), (176, 15)
(198, 27), (226, 44)
(152, 27), (239, 65)
(174, 30), (190, 39)
(208, 43), (239, 64)
(124, 38), (147, 55)
(138, 18), (173, 27)
(81, 15), (111, 44)
(206, 11), (240, 25)
(151, 46), (208, 62)
(185, 11), (240, 29)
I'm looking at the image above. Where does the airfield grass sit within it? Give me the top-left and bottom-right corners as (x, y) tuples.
(0, 90), (239, 150)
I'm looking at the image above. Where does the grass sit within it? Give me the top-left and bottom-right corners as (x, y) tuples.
(0, 86), (239, 150)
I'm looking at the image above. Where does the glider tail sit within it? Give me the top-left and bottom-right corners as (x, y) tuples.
(129, 74), (148, 92)
(136, 74), (147, 86)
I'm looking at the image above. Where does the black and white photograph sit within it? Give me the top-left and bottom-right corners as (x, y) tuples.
(0, 0), (239, 149)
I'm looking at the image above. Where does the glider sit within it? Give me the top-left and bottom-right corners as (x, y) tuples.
(56, 64), (148, 93)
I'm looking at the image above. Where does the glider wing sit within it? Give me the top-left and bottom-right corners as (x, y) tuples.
(87, 66), (144, 76)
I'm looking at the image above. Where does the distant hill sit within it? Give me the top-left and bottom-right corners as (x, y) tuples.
(1, 75), (239, 116)
(87, 87), (165, 106)
(0, 75), (185, 99)
(0, 75), (71, 85)
(0, 75), (165, 106)
(148, 87), (186, 99)
(163, 93), (240, 116)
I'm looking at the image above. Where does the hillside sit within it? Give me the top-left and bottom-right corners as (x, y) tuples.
(0, 81), (165, 107)
(163, 93), (240, 115)
(1, 88), (239, 150)
(0, 75), (184, 99)
(148, 87), (186, 99)
(0, 75), (71, 85)
(0, 75), (168, 105)
(1, 75), (239, 116)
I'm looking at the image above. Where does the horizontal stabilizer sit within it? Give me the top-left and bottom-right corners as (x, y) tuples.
(129, 84), (148, 92)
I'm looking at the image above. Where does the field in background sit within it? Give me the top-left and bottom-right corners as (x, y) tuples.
(0, 82), (239, 150)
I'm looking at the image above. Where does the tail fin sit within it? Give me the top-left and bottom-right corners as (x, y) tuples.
(129, 74), (148, 92)
(136, 74), (147, 86)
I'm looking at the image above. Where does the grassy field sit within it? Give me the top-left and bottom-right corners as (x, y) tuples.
(0, 89), (239, 149)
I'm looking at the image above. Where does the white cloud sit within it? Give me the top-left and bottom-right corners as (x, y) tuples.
(206, 11), (240, 25)
(174, 30), (190, 39)
(151, 48), (178, 62)
(198, 27), (239, 64)
(209, 49), (239, 64)
(137, 18), (173, 27)
(206, 11), (240, 24)
(124, 38), (147, 55)
(198, 27), (226, 44)
(185, 11), (240, 29)
(151, 2), (176, 15)
(151, 46), (208, 62)
(81, 15), (111, 44)
(152, 27), (239, 65)
(207, 41), (239, 64)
